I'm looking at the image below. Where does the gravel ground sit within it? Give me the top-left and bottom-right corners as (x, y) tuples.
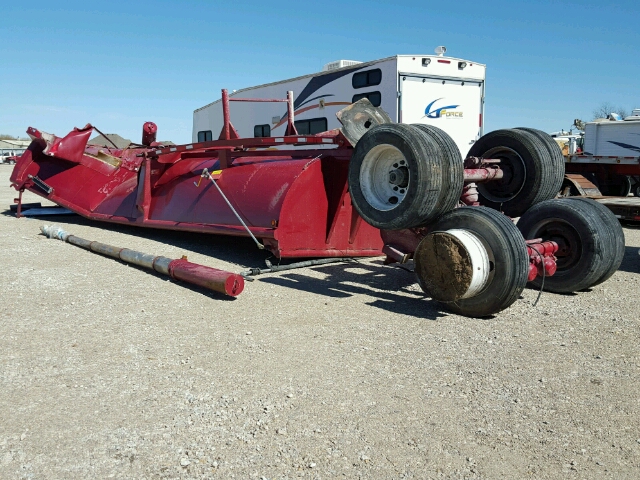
(1, 164), (639, 479)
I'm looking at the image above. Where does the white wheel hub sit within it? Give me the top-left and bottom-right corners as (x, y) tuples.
(415, 228), (491, 302)
(359, 144), (409, 211)
(446, 229), (490, 299)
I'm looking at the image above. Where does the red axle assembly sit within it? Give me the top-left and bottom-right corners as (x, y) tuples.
(526, 239), (559, 281)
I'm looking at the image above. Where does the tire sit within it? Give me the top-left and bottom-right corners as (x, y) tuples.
(634, 182), (640, 198)
(599, 175), (632, 197)
(569, 198), (624, 286)
(467, 129), (560, 217)
(515, 127), (565, 196)
(349, 124), (443, 230)
(517, 198), (612, 292)
(415, 207), (528, 317)
(412, 124), (464, 215)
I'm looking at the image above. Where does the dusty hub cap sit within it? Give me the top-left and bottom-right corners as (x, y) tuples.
(415, 229), (490, 302)
(359, 144), (409, 211)
(477, 146), (526, 203)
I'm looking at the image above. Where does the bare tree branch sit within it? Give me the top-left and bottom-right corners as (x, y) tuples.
(592, 102), (628, 120)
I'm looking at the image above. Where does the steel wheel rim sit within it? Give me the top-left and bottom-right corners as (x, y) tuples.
(531, 218), (582, 272)
(477, 146), (526, 203)
(359, 144), (410, 211)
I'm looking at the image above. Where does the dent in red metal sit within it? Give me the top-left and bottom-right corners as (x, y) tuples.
(43, 125), (93, 164)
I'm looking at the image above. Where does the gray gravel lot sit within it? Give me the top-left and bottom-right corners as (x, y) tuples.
(1, 164), (639, 479)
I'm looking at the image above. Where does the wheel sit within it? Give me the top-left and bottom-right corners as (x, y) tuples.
(412, 124), (464, 215)
(414, 206), (528, 317)
(349, 124), (443, 229)
(568, 198), (624, 286)
(599, 175), (632, 197)
(515, 127), (565, 196)
(467, 129), (560, 217)
(634, 182), (640, 198)
(517, 198), (614, 292)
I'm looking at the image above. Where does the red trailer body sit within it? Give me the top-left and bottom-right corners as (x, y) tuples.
(10, 124), (383, 258)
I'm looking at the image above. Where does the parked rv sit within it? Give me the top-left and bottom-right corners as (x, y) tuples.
(193, 53), (486, 158)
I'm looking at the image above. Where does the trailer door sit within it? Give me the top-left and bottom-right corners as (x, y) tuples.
(399, 75), (484, 158)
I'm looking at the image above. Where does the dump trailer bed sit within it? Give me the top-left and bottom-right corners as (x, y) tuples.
(10, 125), (383, 258)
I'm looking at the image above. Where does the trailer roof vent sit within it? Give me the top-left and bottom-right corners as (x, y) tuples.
(322, 60), (363, 72)
(435, 46), (447, 56)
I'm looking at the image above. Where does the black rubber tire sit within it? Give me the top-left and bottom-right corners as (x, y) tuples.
(569, 198), (624, 286)
(412, 124), (464, 216)
(467, 129), (559, 217)
(349, 124), (443, 230)
(415, 206), (528, 317)
(515, 127), (565, 197)
(517, 198), (612, 292)
(599, 175), (632, 197)
(634, 182), (640, 198)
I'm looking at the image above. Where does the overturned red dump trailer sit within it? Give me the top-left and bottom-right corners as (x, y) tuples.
(11, 94), (384, 258)
(10, 94), (624, 317)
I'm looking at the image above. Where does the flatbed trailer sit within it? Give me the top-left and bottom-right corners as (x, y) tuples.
(561, 153), (640, 214)
(564, 154), (640, 196)
(561, 113), (640, 196)
(593, 196), (640, 222)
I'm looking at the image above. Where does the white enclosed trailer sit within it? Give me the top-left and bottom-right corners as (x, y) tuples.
(193, 54), (486, 158)
(583, 116), (640, 157)
(562, 112), (640, 198)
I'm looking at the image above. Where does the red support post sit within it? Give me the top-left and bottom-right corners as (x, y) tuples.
(14, 190), (24, 218)
(142, 158), (151, 220)
(142, 122), (157, 146)
(217, 89), (240, 141)
(285, 91), (298, 136)
(221, 89), (230, 141)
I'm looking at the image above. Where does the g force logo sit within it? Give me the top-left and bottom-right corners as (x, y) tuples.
(424, 98), (463, 118)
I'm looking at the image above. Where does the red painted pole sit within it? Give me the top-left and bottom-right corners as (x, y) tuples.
(40, 225), (245, 297)
(142, 122), (157, 146)
(221, 89), (230, 140)
(168, 259), (244, 296)
(285, 91), (298, 136)
(463, 168), (504, 182)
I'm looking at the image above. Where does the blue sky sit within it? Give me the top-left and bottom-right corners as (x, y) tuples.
(1, 0), (638, 143)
